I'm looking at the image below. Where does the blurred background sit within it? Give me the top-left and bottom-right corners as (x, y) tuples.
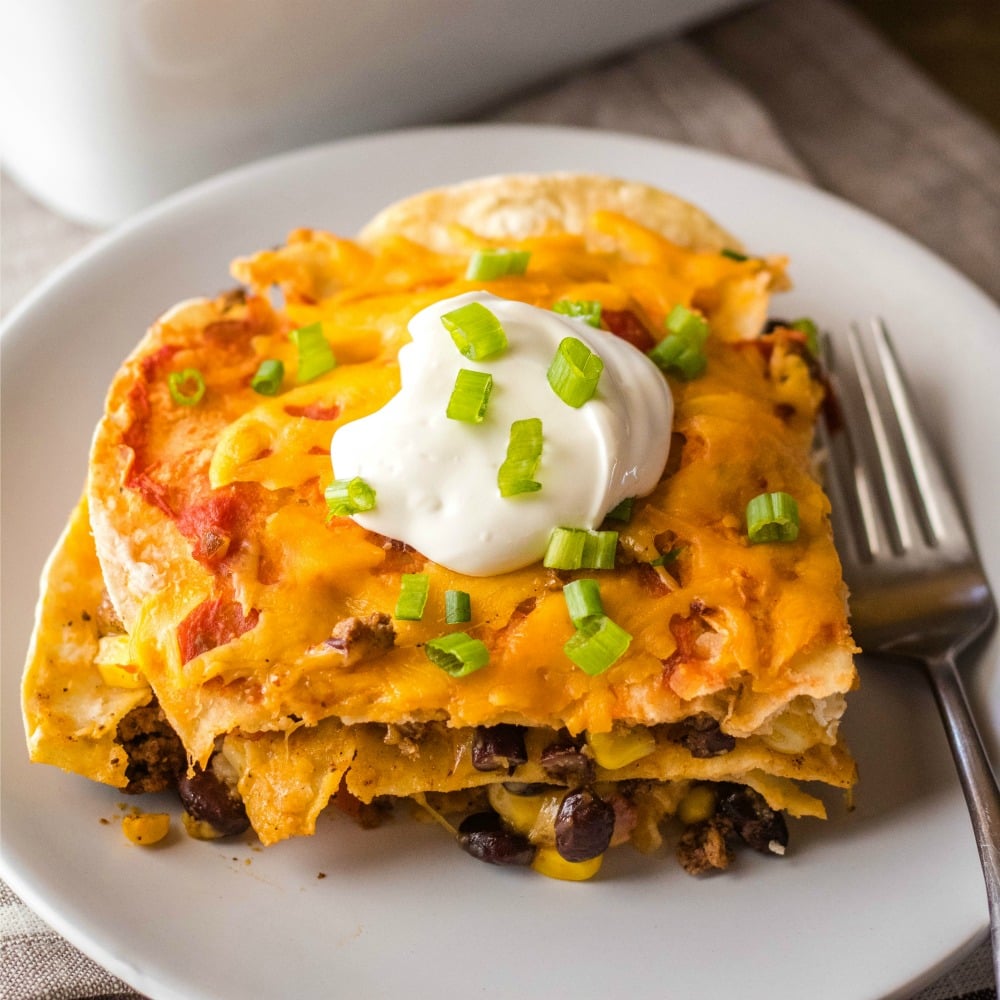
(846, 0), (999, 131)
(2, 0), (998, 314)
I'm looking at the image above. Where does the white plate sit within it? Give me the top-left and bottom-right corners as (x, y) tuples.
(2, 125), (997, 1000)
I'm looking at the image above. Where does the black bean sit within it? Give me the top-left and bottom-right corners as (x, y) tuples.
(177, 758), (250, 837)
(539, 737), (595, 785)
(459, 811), (503, 834)
(457, 812), (535, 866)
(471, 724), (528, 773)
(664, 715), (736, 758)
(715, 784), (788, 854)
(554, 788), (615, 862)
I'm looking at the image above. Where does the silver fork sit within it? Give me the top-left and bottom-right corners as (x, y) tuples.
(821, 318), (999, 981)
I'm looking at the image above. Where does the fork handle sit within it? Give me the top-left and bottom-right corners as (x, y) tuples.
(927, 652), (1000, 982)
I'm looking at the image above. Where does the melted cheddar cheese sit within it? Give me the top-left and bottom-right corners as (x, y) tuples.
(82, 213), (855, 772)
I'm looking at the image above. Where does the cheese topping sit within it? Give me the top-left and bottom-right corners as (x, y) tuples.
(330, 292), (674, 576)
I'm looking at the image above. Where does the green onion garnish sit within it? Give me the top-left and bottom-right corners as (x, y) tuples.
(445, 590), (472, 624)
(665, 304), (710, 343)
(424, 631), (490, 677)
(746, 491), (800, 544)
(446, 369), (493, 423)
(553, 299), (602, 328)
(647, 335), (707, 380)
(168, 369), (206, 407)
(648, 306), (710, 381)
(291, 322), (336, 383)
(583, 529), (618, 568)
(441, 301), (509, 361)
(543, 527), (618, 570)
(465, 249), (531, 281)
(562, 578), (604, 628)
(564, 615), (632, 675)
(547, 337), (604, 408)
(721, 248), (748, 262)
(791, 317), (820, 357)
(498, 418), (543, 498)
(324, 476), (376, 518)
(251, 359), (284, 396)
(605, 497), (634, 523)
(649, 546), (683, 566)
(544, 527), (587, 569)
(394, 573), (430, 620)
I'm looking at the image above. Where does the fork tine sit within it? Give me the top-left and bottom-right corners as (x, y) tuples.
(823, 320), (974, 564)
(845, 322), (925, 555)
(869, 319), (964, 549)
(821, 333), (894, 562)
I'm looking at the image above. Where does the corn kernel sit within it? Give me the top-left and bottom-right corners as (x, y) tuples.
(587, 727), (656, 770)
(677, 784), (716, 826)
(181, 811), (224, 841)
(487, 784), (545, 836)
(122, 812), (170, 846)
(532, 846), (603, 882)
(762, 713), (816, 754)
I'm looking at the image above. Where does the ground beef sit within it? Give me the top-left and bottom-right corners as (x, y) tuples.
(324, 612), (396, 665)
(116, 702), (186, 794)
(676, 816), (735, 875)
(608, 792), (640, 847)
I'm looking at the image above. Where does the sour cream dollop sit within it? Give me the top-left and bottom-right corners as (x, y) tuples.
(330, 292), (673, 576)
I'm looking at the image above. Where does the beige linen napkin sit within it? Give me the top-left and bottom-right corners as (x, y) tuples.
(2, 1), (997, 997)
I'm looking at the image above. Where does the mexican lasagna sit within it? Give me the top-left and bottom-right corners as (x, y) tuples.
(22, 174), (858, 879)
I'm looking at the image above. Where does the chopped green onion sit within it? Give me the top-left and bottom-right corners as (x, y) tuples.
(394, 573), (430, 620)
(168, 368), (206, 407)
(498, 418), (543, 498)
(446, 369), (493, 423)
(251, 359), (284, 396)
(553, 299), (602, 328)
(791, 317), (820, 357)
(543, 527), (618, 570)
(583, 530), (618, 569)
(544, 527), (586, 569)
(441, 301), (508, 360)
(465, 249), (531, 281)
(647, 305), (710, 380)
(605, 497), (634, 523)
(721, 248), (748, 262)
(563, 579), (604, 628)
(664, 304), (709, 343)
(547, 337), (604, 408)
(290, 322), (336, 383)
(649, 546), (683, 567)
(648, 308), (709, 380)
(425, 631), (490, 677)
(647, 335), (707, 380)
(746, 491), (800, 544)
(564, 615), (632, 675)
(445, 590), (472, 624)
(324, 477), (376, 519)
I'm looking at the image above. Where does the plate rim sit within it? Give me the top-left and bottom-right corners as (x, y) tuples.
(3, 121), (997, 1000)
